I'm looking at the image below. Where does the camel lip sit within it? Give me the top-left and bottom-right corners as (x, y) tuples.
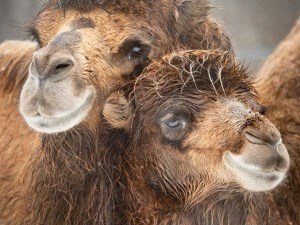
(244, 131), (282, 146)
(23, 91), (94, 133)
(223, 151), (286, 182)
(244, 132), (266, 145)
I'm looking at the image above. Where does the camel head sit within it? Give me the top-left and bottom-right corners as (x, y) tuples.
(20, 0), (210, 133)
(103, 50), (290, 197)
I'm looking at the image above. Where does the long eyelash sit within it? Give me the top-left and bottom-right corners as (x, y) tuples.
(27, 26), (42, 46)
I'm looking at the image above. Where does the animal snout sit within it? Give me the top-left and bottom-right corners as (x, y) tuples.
(244, 127), (281, 146)
(241, 121), (290, 172)
(222, 116), (290, 192)
(47, 55), (74, 75)
(31, 49), (75, 81)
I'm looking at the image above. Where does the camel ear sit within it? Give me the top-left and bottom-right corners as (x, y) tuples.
(103, 91), (132, 130)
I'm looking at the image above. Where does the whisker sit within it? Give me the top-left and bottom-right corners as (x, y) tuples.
(207, 65), (219, 99)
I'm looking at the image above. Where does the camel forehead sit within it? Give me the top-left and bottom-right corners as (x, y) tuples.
(33, 8), (149, 47)
(131, 51), (257, 120)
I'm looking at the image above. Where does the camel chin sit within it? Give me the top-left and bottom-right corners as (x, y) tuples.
(21, 93), (94, 134)
(223, 140), (290, 192)
(20, 76), (95, 133)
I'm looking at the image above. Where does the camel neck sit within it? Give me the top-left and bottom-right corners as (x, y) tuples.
(26, 124), (129, 225)
(122, 151), (272, 225)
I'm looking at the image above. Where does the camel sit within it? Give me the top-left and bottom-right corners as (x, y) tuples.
(0, 40), (37, 224)
(103, 49), (290, 224)
(4, 0), (233, 133)
(0, 0), (233, 224)
(254, 17), (300, 225)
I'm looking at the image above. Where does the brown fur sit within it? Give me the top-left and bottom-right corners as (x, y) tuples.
(0, 41), (36, 93)
(0, 1), (233, 225)
(104, 50), (282, 224)
(0, 41), (37, 225)
(255, 17), (300, 225)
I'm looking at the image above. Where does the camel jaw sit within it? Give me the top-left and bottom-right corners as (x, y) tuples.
(223, 149), (289, 192)
(20, 87), (95, 134)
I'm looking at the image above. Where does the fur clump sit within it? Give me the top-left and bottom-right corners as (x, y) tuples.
(27, 123), (129, 225)
(132, 50), (253, 111)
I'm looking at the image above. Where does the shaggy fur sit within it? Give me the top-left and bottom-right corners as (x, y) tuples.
(103, 50), (281, 224)
(0, 1), (233, 225)
(27, 123), (129, 225)
(0, 41), (37, 225)
(255, 17), (300, 225)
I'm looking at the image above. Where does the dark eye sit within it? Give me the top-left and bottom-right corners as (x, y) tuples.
(119, 39), (151, 60)
(159, 113), (190, 141)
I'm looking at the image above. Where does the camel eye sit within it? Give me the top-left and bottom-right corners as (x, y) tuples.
(128, 44), (150, 60)
(129, 46), (143, 59)
(119, 39), (151, 60)
(159, 113), (190, 141)
(166, 118), (183, 128)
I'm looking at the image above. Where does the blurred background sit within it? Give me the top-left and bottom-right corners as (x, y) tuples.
(0, 0), (299, 72)
(210, 0), (300, 71)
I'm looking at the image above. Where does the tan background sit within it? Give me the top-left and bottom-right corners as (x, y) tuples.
(0, 0), (299, 71)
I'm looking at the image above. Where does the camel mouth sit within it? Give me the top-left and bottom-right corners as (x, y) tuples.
(223, 151), (287, 192)
(22, 90), (94, 133)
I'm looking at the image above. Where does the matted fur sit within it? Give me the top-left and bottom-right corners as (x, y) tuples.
(27, 122), (129, 225)
(255, 17), (300, 225)
(103, 50), (276, 224)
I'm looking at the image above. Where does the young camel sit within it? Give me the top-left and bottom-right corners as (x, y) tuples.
(103, 50), (290, 224)
(0, 0), (233, 224)
(255, 17), (300, 224)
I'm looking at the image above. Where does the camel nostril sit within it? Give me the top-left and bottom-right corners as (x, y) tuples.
(31, 50), (75, 78)
(55, 63), (71, 71)
(51, 57), (74, 75)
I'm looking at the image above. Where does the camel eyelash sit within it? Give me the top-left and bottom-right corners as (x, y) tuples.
(28, 26), (42, 47)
